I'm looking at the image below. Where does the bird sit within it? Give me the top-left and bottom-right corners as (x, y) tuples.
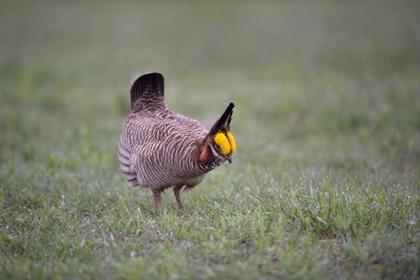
(117, 72), (236, 210)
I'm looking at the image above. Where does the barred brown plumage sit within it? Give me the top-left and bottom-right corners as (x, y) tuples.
(118, 72), (237, 210)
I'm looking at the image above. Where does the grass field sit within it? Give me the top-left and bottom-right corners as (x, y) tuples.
(1, 1), (420, 279)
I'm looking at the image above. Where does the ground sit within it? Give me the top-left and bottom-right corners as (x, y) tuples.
(0, 1), (419, 279)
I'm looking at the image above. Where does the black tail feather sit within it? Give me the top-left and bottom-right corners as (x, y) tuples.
(130, 72), (164, 110)
(208, 102), (235, 136)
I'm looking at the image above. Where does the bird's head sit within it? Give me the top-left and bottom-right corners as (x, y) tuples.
(199, 103), (236, 165)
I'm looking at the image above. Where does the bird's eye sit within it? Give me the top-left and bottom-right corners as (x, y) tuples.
(215, 143), (221, 150)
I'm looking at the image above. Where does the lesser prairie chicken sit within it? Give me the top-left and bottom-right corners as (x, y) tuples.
(118, 72), (236, 210)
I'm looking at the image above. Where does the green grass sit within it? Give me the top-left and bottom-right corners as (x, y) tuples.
(1, 0), (420, 279)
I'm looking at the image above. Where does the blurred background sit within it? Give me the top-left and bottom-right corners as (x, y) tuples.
(1, 2), (419, 277)
(1, 0), (419, 179)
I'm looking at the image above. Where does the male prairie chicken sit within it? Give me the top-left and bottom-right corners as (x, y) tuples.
(118, 72), (236, 210)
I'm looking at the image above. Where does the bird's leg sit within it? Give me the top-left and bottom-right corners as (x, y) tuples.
(152, 190), (162, 211)
(173, 184), (185, 210)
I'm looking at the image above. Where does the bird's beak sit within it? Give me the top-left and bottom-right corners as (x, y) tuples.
(225, 154), (232, 164)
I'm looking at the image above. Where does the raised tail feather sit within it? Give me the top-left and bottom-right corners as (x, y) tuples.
(208, 102), (235, 136)
(130, 72), (165, 110)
